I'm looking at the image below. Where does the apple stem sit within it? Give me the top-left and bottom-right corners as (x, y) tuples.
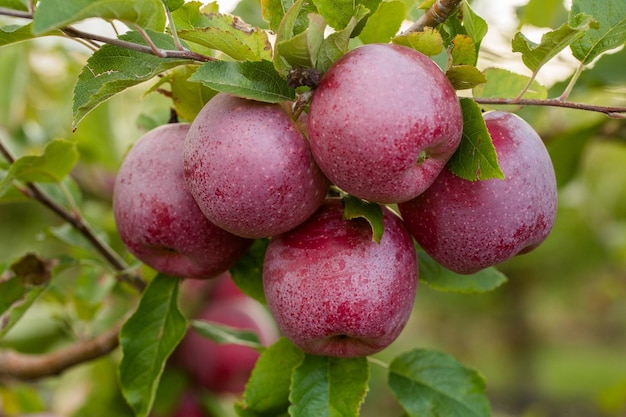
(402, 0), (463, 35)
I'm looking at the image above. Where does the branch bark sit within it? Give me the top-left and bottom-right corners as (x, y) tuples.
(402, 0), (463, 34)
(0, 320), (123, 380)
(472, 97), (626, 118)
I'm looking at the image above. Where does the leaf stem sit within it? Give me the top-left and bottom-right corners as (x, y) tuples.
(472, 97), (626, 118)
(367, 356), (389, 369)
(402, 0), (463, 34)
(559, 61), (585, 101)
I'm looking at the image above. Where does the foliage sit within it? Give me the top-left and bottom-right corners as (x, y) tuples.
(0, 0), (625, 416)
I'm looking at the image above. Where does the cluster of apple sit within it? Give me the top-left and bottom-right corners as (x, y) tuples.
(113, 43), (557, 359)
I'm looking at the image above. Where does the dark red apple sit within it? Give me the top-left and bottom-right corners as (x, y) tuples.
(113, 123), (252, 279)
(263, 198), (418, 357)
(398, 111), (558, 274)
(308, 43), (463, 204)
(183, 93), (330, 239)
(175, 295), (278, 394)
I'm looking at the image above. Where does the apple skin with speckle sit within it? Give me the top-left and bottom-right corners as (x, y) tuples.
(398, 111), (558, 274)
(183, 93), (330, 239)
(263, 198), (418, 357)
(113, 123), (252, 280)
(308, 43), (463, 204)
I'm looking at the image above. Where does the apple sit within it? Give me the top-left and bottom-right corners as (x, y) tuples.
(170, 392), (209, 417)
(262, 198), (418, 357)
(113, 123), (252, 280)
(174, 289), (279, 394)
(398, 111), (558, 274)
(308, 43), (463, 204)
(183, 93), (330, 239)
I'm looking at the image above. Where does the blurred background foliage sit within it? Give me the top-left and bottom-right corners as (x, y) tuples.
(0, 0), (625, 416)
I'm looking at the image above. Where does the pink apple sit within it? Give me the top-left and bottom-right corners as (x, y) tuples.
(398, 111), (558, 274)
(308, 43), (463, 204)
(263, 198), (418, 357)
(113, 123), (252, 279)
(174, 294), (278, 394)
(183, 93), (330, 239)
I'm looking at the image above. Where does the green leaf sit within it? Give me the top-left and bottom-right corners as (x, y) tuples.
(447, 98), (504, 181)
(342, 195), (384, 243)
(0, 139), (79, 197)
(190, 319), (263, 349)
(261, 0), (296, 32)
(0, 23), (63, 47)
(32, 0), (166, 35)
(230, 239), (268, 305)
(162, 0), (184, 12)
(0, 0), (29, 11)
(570, 0), (626, 64)
(389, 349), (490, 417)
(445, 65), (486, 90)
(177, 13), (273, 61)
(289, 355), (370, 417)
(513, 13), (599, 73)
(170, 0), (210, 30)
(237, 337), (305, 416)
(460, 1), (488, 49)
(72, 30), (191, 128)
(190, 59), (295, 103)
(358, 1), (406, 44)
(119, 274), (187, 417)
(392, 27), (444, 56)
(275, 12), (327, 71)
(417, 250), (507, 293)
(472, 67), (548, 105)
(450, 35), (476, 66)
(312, 0), (361, 30)
(316, 6), (369, 73)
(516, 0), (568, 29)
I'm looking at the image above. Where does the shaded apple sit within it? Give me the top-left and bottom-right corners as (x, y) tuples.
(174, 290), (278, 394)
(113, 123), (252, 279)
(263, 198), (418, 357)
(183, 93), (330, 239)
(308, 43), (463, 204)
(398, 111), (558, 274)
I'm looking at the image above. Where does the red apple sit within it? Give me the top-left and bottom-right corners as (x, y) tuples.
(308, 43), (463, 204)
(183, 93), (330, 239)
(398, 111), (558, 274)
(113, 123), (252, 279)
(175, 295), (278, 394)
(263, 198), (418, 357)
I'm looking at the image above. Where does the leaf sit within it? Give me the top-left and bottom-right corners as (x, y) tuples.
(450, 35), (476, 66)
(230, 239), (268, 305)
(190, 319), (263, 349)
(312, 0), (362, 30)
(119, 274), (187, 417)
(0, 0), (29, 11)
(162, 0), (184, 12)
(289, 355), (370, 417)
(389, 349), (490, 417)
(445, 65), (486, 90)
(0, 139), (79, 197)
(512, 13), (599, 73)
(460, 1), (488, 49)
(0, 23), (63, 47)
(358, 1), (406, 44)
(237, 337), (305, 416)
(316, 6), (369, 73)
(177, 13), (273, 61)
(275, 12), (327, 71)
(342, 195), (384, 243)
(472, 67), (548, 105)
(32, 0), (166, 35)
(261, 0), (296, 32)
(516, 0), (568, 29)
(447, 98), (504, 181)
(392, 27), (445, 56)
(190, 60), (295, 103)
(72, 30), (191, 128)
(570, 0), (626, 64)
(417, 250), (507, 293)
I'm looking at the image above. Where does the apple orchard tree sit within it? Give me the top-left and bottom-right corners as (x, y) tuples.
(0, 0), (625, 416)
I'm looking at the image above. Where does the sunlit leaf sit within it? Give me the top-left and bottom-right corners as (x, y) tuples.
(450, 34), (476, 66)
(472, 67), (548, 105)
(392, 27), (444, 56)
(289, 355), (370, 417)
(447, 98), (504, 181)
(358, 1), (406, 44)
(570, 0), (626, 64)
(32, 0), (166, 35)
(461, 1), (487, 49)
(275, 13), (326, 71)
(190, 59), (295, 103)
(316, 6), (369, 73)
(389, 349), (490, 417)
(445, 65), (486, 90)
(261, 0), (295, 32)
(119, 274), (187, 417)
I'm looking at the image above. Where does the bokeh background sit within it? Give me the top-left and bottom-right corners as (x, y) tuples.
(0, 0), (625, 416)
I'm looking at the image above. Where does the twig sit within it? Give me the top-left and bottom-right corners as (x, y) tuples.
(402, 0), (463, 34)
(472, 97), (626, 118)
(0, 319), (123, 380)
(0, 6), (32, 19)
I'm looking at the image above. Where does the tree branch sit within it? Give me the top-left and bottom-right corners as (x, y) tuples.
(472, 97), (626, 118)
(0, 319), (123, 380)
(0, 6), (32, 19)
(402, 0), (463, 34)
